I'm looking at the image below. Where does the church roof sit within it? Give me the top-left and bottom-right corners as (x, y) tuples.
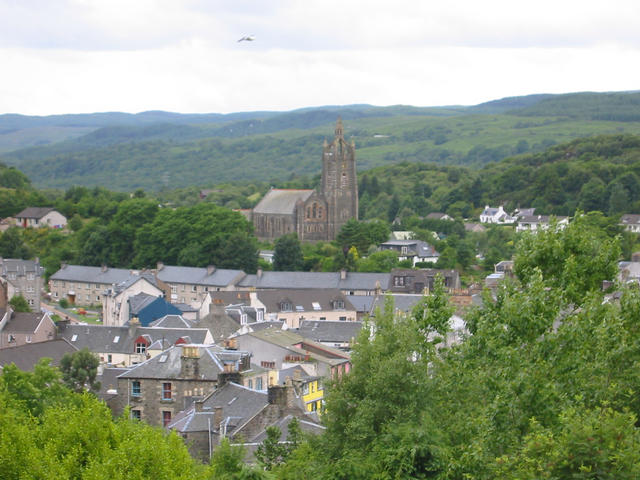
(253, 189), (314, 215)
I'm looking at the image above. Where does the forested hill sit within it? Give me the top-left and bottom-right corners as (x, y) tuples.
(3, 91), (640, 190)
(356, 134), (640, 221)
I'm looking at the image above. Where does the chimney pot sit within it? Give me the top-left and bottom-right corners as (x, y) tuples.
(207, 265), (216, 276)
(257, 268), (263, 279)
(157, 261), (164, 271)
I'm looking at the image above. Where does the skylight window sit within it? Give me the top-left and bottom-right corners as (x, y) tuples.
(71, 334), (77, 342)
(296, 305), (304, 312)
(312, 302), (321, 311)
(113, 336), (120, 343)
(159, 355), (168, 363)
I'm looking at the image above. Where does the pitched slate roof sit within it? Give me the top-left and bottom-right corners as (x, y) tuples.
(57, 323), (211, 355)
(620, 214), (640, 226)
(345, 295), (376, 314)
(238, 271), (389, 291)
(380, 239), (439, 259)
(0, 259), (43, 276)
(50, 264), (132, 284)
(0, 339), (76, 371)
(255, 289), (355, 313)
(252, 189), (314, 215)
(242, 329), (350, 366)
(298, 320), (363, 344)
(107, 272), (159, 297)
(15, 207), (55, 219)
(195, 309), (242, 343)
(249, 414), (325, 443)
(518, 214), (569, 224)
(169, 382), (269, 434)
(128, 292), (159, 314)
(4, 312), (47, 333)
(118, 344), (249, 380)
(156, 265), (245, 287)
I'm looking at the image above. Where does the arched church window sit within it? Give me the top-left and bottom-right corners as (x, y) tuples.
(307, 207), (311, 219)
(318, 206), (323, 218)
(312, 203), (317, 218)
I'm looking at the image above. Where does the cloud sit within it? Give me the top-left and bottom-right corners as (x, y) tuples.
(1, 1), (639, 114)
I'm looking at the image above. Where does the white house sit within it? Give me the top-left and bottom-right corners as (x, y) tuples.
(479, 206), (516, 224)
(619, 214), (640, 233)
(15, 208), (67, 229)
(515, 215), (569, 233)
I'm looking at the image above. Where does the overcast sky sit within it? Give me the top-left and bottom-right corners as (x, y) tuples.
(1, 0), (639, 115)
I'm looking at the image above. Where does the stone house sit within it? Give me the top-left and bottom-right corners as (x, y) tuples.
(15, 207), (67, 229)
(0, 258), (44, 311)
(49, 264), (133, 305)
(155, 264), (246, 307)
(168, 380), (323, 461)
(115, 344), (252, 427)
(298, 320), (363, 352)
(0, 308), (56, 349)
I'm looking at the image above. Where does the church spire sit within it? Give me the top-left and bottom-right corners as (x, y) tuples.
(335, 117), (344, 139)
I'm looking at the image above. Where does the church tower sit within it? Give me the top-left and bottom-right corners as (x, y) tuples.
(320, 117), (358, 240)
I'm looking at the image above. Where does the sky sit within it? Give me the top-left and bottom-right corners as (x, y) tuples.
(1, 0), (639, 115)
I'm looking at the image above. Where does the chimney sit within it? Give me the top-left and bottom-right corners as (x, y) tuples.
(207, 265), (216, 276)
(180, 345), (200, 378)
(257, 268), (263, 279)
(195, 399), (205, 413)
(101, 264), (108, 273)
(267, 379), (297, 409)
(340, 269), (347, 280)
(128, 316), (139, 337)
(213, 406), (223, 431)
(157, 261), (164, 271)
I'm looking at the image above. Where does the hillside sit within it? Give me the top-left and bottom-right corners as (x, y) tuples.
(3, 91), (640, 190)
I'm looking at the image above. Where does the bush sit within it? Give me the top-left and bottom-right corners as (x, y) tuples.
(58, 298), (69, 309)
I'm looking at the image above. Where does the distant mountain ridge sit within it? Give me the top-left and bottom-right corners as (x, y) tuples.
(3, 91), (640, 191)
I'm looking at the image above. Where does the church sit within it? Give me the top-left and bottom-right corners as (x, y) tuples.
(252, 118), (358, 242)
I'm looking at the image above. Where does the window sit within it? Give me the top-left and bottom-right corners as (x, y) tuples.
(107, 354), (112, 363)
(86, 283), (91, 289)
(339, 316), (347, 321)
(26, 335), (32, 343)
(333, 300), (345, 310)
(162, 383), (172, 400)
(96, 296), (100, 301)
(27, 285), (34, 293)
(248, 379), (253, 389)
(280, 302), (292, 312)
(319, 317), (326, 321)
(256, 309), (264, 322)
(191, 285), (197, 292)
(312, 302), (321, 311)
(401, 246), (408, 254)
(8, 273), (16, 280)
(131, 410), (141, 420)
(171, 285), (177, 294)
(162, 411), (172, 427)
(135, 342), (146, 354)
(256, 377), (263, 390)
(393, 276), (405, 287)
(131, 381), (141, 397)
(27, 273), (35, 280)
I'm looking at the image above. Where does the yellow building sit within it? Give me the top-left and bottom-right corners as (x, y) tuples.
(301, 377), (324, 413)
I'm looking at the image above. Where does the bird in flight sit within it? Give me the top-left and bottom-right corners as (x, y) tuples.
(237, 35), (255, 42)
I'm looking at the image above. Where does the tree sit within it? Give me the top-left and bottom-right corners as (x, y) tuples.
(255, 426), (287, 471)
(9, 295), (30, 312)
(273, 234), (304, 271)
(0, 227), (32, 259)
(59, 348), (101, 393)
(514, 213), (620, 303)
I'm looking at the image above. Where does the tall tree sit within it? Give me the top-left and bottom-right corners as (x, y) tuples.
(273, 233), (304, 271)
(59, 348), (101, 394)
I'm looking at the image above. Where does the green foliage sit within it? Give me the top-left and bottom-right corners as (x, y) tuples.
(8, 294), (30, 312)
(59, 348), (101, 393)
(273, 234), (304, 271)
(210, 438), (269, 479)
(514, 213), (621, 303)
(58, 297), (70, 309)
(0, 227), (32, 258)
(335, 219), (390, 256)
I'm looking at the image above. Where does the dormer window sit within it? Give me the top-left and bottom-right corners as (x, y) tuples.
(135, 342), (146, 354)
(256, 309), (264, 322)
(280, 301), (292, 312)
(333, 300), (345, 310)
